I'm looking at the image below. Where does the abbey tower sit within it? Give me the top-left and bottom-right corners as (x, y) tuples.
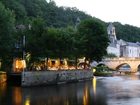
(107, 23), (117, 44)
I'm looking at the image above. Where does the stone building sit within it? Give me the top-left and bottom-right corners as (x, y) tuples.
(107, 23), (140, 58)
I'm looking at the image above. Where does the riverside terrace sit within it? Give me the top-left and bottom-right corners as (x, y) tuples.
(12, 57), (90, 73)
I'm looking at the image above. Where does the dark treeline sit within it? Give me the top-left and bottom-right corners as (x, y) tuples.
(1, 0), (92, 27)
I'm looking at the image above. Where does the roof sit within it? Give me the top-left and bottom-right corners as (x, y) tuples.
(107, 23), (115, 29)
(126, 42), (140, 47)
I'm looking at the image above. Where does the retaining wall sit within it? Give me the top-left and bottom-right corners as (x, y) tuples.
(0, 72), (7, 83)
(21, 70), (93, 87)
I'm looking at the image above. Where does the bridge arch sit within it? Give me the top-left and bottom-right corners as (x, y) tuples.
(102, 58), (140, 72)
(137, 64), (140, 72)
(97, 63), (106, 67)
(97, 62), (109, 68)
(116, 63), (131, 71)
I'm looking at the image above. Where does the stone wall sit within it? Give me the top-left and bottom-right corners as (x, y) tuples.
(0, 72), (7, 83)
(21, 70), (93, 87)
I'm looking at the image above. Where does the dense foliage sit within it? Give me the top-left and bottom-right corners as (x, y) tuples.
(1, 0), (92, 27)
(0, 2), (15, 71)
(78, 19), (109, 62)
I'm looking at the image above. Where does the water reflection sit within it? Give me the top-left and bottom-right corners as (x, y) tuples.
(83, 83), (89, 105)
(24, 97), (30, 105)
(4, 75), (140, 105)
(0, 82), (7, 95)
(100, 75), (140, 105)
(0, 82), (7, 104)
(0, 77), (108, 105)
(92, 77), (97, 105)
(93, 77), (96, 95)
(12, 87), (22, 105)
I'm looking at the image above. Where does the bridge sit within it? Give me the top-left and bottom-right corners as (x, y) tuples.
(98, 57), (140, 72)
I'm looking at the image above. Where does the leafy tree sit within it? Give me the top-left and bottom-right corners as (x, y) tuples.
(43, 27), (73, 58)
(78, 18), (109, 62)
(41, 27), (78, 68)
(26, 17), (46, 61)
(0, 2), (15, 71)
(1, 0), (27, 22)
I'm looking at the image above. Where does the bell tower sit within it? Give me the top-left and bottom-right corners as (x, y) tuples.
(107, 23), (117, 44)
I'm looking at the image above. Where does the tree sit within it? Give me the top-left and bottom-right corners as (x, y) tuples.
(43, 27), (73, 58)
(78, 18), (109, 62)
(27, 17), (46, 59)
(0, 2), (15, 71)
(1, 0), (27, 22)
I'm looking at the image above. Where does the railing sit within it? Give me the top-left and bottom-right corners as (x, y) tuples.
(103, 57), (140, 61)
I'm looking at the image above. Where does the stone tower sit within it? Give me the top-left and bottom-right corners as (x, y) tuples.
(107, 23), (117, 44)
(75, 17), (81, 28)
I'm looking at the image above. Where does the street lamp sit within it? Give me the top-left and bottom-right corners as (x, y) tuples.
(16, 24), (26, 69)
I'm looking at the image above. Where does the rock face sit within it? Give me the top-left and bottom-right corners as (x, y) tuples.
(21, 70), (93, 87)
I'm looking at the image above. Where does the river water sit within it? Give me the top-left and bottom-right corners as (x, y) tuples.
(1, 74), (140, 105)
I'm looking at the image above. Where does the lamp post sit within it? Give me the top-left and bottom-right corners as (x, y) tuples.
(23, 34), (26, 67)
(16, 25), (26, 65)
(16, 24), (26, 82)
(16, 24), (31, 82)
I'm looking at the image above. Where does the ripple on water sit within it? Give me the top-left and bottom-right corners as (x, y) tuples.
(108, 98), (140, 105)
(98, 76), (140, 105)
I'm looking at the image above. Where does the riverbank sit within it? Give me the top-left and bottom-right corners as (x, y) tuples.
(94, 71), (113, 76)
(0, 71), (7, 83)
(21, 70), (93, 87)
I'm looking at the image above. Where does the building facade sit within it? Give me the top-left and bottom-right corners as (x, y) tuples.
(107, 23), (140, 58)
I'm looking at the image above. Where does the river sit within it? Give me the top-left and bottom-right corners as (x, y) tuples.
(1, 74), (140, 105)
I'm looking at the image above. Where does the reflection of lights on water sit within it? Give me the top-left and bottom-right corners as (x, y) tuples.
(0, 82), (7, 96)
(13, 87), (22, 105)
(93, 76), (97, 105)
(25, 97), (30, 105)
(64, 99), (69, 105)
(83, 85), (89, 105)
(130, 74), (139, 80)
(93, 76), (96, 95)
(0, 82), (7, 91)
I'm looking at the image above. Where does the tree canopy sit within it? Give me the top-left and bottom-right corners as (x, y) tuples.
(0, 2), (15, 70)
(78, 19), (109, 62)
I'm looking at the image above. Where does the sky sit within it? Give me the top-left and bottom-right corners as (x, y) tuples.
(54, 0), (140, 27)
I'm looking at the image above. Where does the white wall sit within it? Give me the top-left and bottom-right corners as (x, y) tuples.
(125, 46), (139, 57)
(107, 44), (120, 57)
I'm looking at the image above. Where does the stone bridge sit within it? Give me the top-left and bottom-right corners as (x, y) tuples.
(99, 57), (140, 72)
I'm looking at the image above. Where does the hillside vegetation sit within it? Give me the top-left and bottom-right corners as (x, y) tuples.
(1, 0), (92, 27)
(1, 0), (140, 42)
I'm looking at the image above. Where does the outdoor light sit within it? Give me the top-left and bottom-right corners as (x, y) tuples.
(92, 68), (96, 73)
(13, 59), (26, 72)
